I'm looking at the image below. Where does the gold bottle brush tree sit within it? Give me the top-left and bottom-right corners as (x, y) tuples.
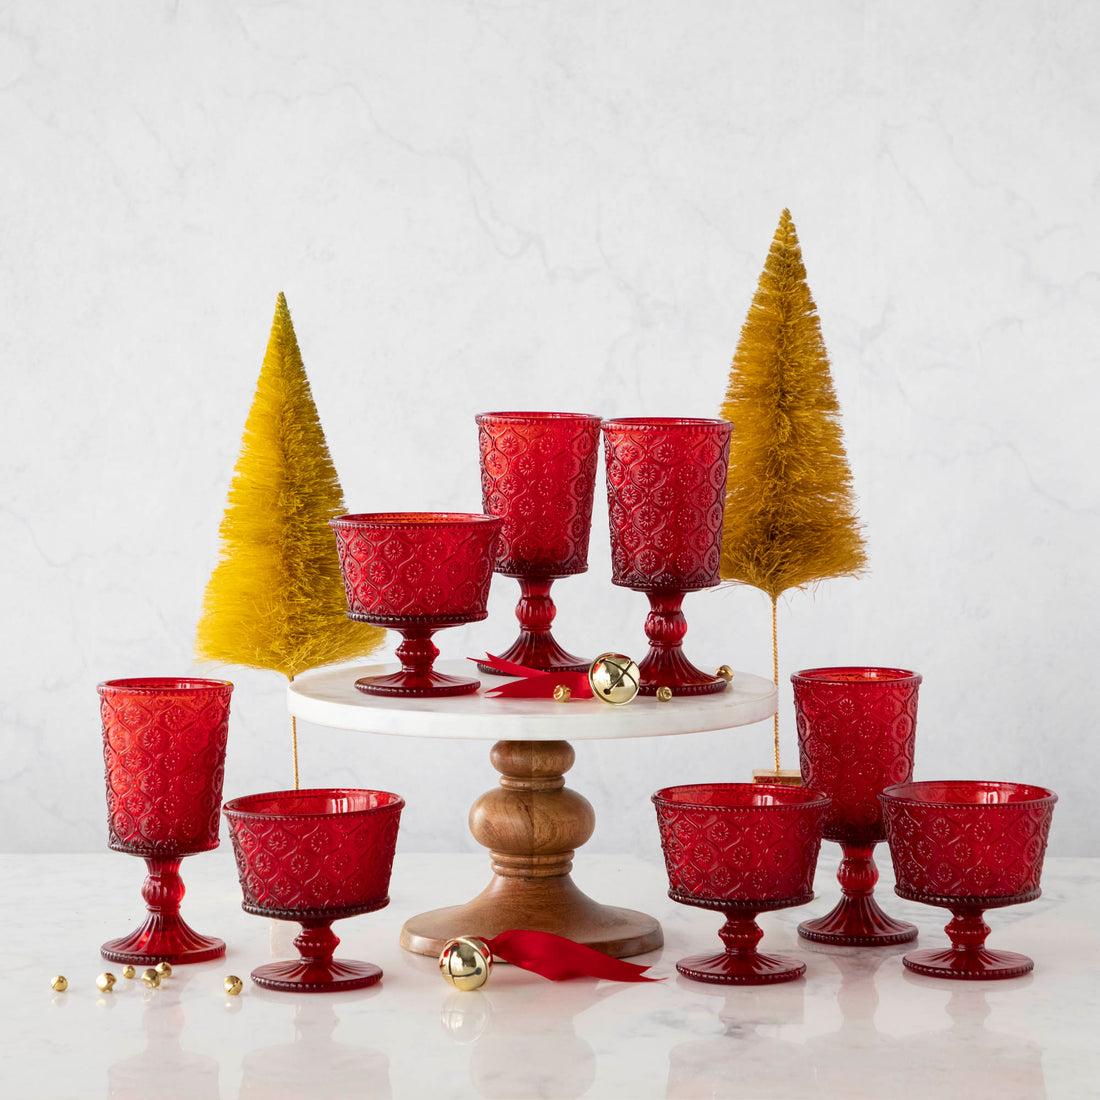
(718, 210), (868, 782)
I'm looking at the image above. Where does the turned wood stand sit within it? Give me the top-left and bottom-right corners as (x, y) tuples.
(288, 660), (776, 959)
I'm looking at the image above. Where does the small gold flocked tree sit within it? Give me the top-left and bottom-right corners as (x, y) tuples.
(195, 293), (384, 783)
(719, 210), (867, 776)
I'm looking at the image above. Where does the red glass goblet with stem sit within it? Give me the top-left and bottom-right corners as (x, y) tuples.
(331, 512), (500, 697)
(792, 666), (922, 946)
(224, 788), (404, 992)
(99, 676), (233, 965)
(602, 417), (732, 696)
(475, 411), (602, 675)
(881, 780), (1057, 979)
(653, 783), (830, 984)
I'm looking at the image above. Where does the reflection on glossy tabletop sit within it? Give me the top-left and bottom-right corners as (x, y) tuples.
(6, 852), (1098, 1098)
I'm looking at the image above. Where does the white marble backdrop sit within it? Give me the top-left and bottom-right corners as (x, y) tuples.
(2, 0), (1097, 855)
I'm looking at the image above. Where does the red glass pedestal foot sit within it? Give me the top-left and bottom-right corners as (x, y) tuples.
(637, 591), (725, 697)
(101, 857), (226, 965)
(477, 578), (588, 675)
(902, 909), (1033, 981)
(356, 629), (479, 698)
(251, 922), (383, 994)
(676, 912), (806, 985)
(798, 843), (917, 946)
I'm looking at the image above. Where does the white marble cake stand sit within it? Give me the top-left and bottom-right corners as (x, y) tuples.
(288, 660), (776, 958)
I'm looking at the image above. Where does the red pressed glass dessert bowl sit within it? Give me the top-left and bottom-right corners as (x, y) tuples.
(476, 411), (602, 675)
(653, 783), (830, 984)
(880, 780), (1057, 980)
(330, 512), (500, 697)
(792, 666), (922, 946)
(224, 787), (404, 992)
(602, 417), (732, 696)
(99, 676), (233, 965)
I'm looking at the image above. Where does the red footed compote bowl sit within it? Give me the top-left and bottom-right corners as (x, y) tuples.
(880, 780), (1057, 980)
(475, 411), (602, 676)
(602, 417), (732, 696)
(653, 783), (830, 984)
(224, 788), (404, 992)
(330, 512), (500, 697)
(99, 677), (233, 965)
(792, 666), (922, 946)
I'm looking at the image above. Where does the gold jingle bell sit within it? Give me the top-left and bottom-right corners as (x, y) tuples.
(96, 973), (117, 993)
(716, 665), (734, 683)
(439, 936), (493, 992)
(553, 684), (571, 702)
(121, 965), (136, 980)
(588, 653), (640, 706)
(224, 975), (243, 996)
(155, 961), (173, 978)
(50, 975), (68, 993)
(141, 968), (161, 989)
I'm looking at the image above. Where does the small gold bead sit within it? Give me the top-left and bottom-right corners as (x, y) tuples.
(50, 975), (68, 993)
(121, 965), (136, 980)
(96, 973), (117, 993)
(656, 686), (673, 702)
(224, 975), (243, 996)
(155, 961), (173, 978)
(141, 969), (161, 989)
(716, 665), (734, 682)
(552, 684), (571, 702)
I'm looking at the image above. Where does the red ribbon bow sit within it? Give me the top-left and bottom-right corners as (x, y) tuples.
(473, 654), (594, 700)
(487, 929), (661, 982)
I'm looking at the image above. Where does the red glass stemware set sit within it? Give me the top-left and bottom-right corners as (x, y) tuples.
(654, 666), (1057, 985)
(96, 412), (1057, 992)
(329, 412), (735, 699)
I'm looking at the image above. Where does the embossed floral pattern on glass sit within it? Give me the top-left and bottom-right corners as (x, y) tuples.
(224, 788), (404, 992)
(881, 780), (1056, 981)
(331, 512), (500, 696)
(792, 666), (922, 946)
(653, 783), (829, 984)
(99, 677), (233, 965)
(476, 412), (601, 673)
(602, 418), (732, 695)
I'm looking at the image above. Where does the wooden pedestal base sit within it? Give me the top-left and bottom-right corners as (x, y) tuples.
(400, 739), (663, 959)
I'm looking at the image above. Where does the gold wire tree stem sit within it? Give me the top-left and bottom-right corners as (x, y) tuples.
(771, 595), (780, 772)
(292, 713), (300, 789)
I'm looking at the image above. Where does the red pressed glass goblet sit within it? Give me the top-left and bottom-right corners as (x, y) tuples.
(792, 666), (922, 946)
(653, 783), (830, 984)
(881, 780), (1057, 980)
(476, 411), (602, 675)
(602, 417), (732, 696)
(99, 677), (233, 965)
(331, 512), (500, 697)
(224, 788), (404, 992)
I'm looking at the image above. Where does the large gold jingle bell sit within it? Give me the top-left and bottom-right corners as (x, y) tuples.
(588, 653), (641, 706)
(439, 936), (494, 991)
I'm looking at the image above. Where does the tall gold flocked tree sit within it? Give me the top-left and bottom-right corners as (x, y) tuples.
(719, 210), (867, 778)
(195, 293), (384, 784)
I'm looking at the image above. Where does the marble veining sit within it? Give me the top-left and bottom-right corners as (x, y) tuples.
(6, 852), (1099, 1098)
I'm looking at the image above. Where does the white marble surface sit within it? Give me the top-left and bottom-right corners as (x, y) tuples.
(2, 0), (1099, 857)
(288, 661), (777, 740)
(6, 851), (1098, 1099)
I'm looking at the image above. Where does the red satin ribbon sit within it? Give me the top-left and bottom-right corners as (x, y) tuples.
(473, 654), (594, 700)
(486, 929), (662, 982)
